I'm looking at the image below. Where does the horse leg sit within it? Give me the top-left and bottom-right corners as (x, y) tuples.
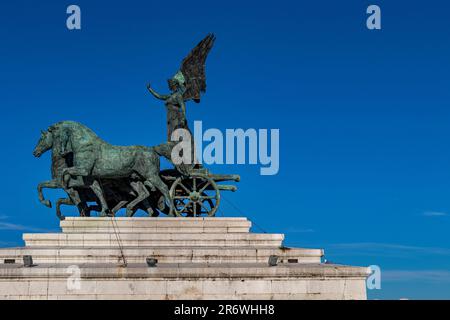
(84, 204), (102, 217)
(62, 165), (110, 216)
(141, 199), (157, 217)
(145, 176), (173, 216)
(138, 149), (174, 215)
(111, 201), (128, 216)
(56, 188), (94, 219)
(90, 180), (110, 217)
(37, 180), (61, 208)
(61, 167), (90, 189)
(65, 187), (94, 217)
(125, 181), (150, 217)
(56, 197), (74, 220)
(86, 204), (102, 216)
(75, 201), (91, 217)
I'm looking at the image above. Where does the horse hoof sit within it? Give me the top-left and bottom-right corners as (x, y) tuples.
(150, 210), (159, 217)
(100, 210), (114, 217)
(126, 210), (133, 217)
(43, 200), (52, 208)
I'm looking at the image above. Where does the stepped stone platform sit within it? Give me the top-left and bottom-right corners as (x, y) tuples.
(0, 217), (370, 300)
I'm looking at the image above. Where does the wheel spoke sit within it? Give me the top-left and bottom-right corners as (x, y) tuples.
(179, 200), (192, 213)
(178, 182), (191, 194)
(199, 201), (210, 213)
(193, 202), (197, 217)
(193, 177), (197, 191)
(199, 181), (211, 193)
(199, 195), (216, 200)
(175, 199), (187, 209)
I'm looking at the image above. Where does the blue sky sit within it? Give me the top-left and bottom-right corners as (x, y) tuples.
(0, 0), (449, 299)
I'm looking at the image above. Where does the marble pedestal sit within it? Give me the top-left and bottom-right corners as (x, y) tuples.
(0, 217), (369, 300)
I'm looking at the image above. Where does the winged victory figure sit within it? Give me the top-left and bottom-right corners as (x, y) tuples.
(146, 33), (216, 175)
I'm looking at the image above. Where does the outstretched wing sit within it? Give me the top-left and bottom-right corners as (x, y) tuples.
(180, 33), (216, 103)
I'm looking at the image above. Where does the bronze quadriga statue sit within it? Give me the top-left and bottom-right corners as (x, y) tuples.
(33, 34), (239, 220)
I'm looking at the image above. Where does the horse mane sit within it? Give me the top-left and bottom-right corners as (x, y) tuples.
(49, 121), (106, 143)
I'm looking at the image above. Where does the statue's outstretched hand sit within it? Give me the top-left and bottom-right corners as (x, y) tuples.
(146, 84), (167, 100)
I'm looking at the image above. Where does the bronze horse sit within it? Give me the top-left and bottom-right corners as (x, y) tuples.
(33, 122), (170, 218)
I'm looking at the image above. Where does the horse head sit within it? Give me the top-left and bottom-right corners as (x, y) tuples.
(33, 127), (54, 158)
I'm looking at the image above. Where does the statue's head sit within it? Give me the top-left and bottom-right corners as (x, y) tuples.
(167, 71), (186, 93)
(167, 78), (179, 92)
(33, 128), (53, 157)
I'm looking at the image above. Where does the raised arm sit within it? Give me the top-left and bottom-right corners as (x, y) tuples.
(146, 83), (170, 101)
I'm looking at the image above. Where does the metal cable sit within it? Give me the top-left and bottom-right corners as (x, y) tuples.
(221, 195), (268, 234)
(97, 180), (127, 266)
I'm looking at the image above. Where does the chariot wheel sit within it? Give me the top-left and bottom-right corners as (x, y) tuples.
(169, 174), (220, 217)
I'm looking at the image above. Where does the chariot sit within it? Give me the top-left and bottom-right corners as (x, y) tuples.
(161, 167), (240, 217)
(78, 167), (240, 218)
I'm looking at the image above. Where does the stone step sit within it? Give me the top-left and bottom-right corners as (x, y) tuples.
(23, 233), (284, 247)
(0, 262), (370, 279)
(61, 226), (250, 234)
(0, 246), (323, 264)
(60, 217), (251, 233)
(60, 217), (251, 230)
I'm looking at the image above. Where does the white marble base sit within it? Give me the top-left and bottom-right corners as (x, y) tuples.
(0, 263), (368, 300)
(0, 217), (370, 300)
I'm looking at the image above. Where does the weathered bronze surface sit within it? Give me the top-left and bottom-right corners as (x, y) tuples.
(34, 34), (239, 219)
